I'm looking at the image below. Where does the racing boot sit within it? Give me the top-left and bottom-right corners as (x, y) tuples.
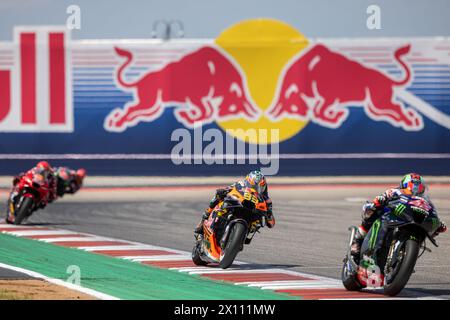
(350, 225), (368, 263)
(194, 208), (213, 235)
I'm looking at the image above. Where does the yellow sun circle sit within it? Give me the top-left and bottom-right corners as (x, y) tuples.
(215, 18), (310, 144)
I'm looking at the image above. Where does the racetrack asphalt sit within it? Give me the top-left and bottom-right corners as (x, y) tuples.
(0, 266), (35, 280)
(1, 182), (449, 299)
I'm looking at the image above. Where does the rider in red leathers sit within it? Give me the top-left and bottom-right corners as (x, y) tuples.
(12, 161), (57, 207)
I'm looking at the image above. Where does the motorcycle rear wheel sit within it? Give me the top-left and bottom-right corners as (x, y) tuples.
(13, 197), (34, 225)
(341, 257), (363, 291)
(383, 239), (419, 296)
(219, 222), (246, 269)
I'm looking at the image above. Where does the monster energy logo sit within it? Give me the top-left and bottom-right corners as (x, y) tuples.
(393, 204), (406, 216)
(369, 219), (381, 250)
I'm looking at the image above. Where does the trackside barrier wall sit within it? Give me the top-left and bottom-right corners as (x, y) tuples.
(0, 22), (449, 175)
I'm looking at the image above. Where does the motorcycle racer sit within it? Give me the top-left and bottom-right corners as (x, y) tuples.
(54, 167), (86, 197)
(351, 173), (447, 262)
(194, 170), (275, 235)
(11, 161), (57, 208)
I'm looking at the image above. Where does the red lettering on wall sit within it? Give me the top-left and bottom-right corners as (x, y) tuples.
(20, 32), (36, 124)
(49, 32), (66, 124)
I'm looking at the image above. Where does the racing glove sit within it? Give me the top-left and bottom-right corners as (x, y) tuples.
(373, 195), (388, 208)
(362, 201), (377, 221)
(216, 188), (229, 199)
(266, 211), (275, 228)
(264, 199), (275, 228)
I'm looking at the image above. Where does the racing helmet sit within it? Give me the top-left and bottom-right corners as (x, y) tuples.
(76, 168), (87, 179)
(35, 161), (53, 181)
(245, 170), (267, 195)
(57, 167), (70, 181)
(36, 161), (52, 171)
(75, 168), (87, 184)
(400, 173), (426, 196)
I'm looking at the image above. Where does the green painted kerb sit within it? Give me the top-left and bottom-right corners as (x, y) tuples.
(0, 233), (297, 300)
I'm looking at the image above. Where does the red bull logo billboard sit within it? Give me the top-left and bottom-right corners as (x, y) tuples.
(105, 46), (260, 131)
(97, 19), (450, 141)
(0, 18), (449, 175)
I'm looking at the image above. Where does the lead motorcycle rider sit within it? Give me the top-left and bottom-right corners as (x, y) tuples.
(351, 173), (447, 264)
(194, 170), (275, 235)
(8, 161), (57, 221)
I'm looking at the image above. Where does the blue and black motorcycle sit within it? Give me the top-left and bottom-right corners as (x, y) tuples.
(342, 194), (441, 296)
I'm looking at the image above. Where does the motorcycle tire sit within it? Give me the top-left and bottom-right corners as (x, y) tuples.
(13, 197), (34, 225)
(383, 239), (419, 296)
(219, 222), (246, 269)
(341, 257), (363, 291)
(192, 242), (208, 266)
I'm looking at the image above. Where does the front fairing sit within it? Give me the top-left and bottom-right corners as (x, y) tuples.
(384, 204), (438, 236)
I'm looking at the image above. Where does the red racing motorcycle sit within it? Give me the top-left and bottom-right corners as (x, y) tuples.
(5, 172), (52, 225)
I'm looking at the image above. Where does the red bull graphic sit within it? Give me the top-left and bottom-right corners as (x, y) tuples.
(96, 20), (450, 138)
(0, 19), (449, 143)
(0, 27), (73, 132)
(105, 46), (259, 132)
(0, 19), (450, 176)
(268, 44), (422, 131)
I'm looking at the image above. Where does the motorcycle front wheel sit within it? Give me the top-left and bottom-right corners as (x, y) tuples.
(341, 257), (363, 291)
(13, 197), (34, 225)
(219, 222), (246, 269)
(192, 240), (208, 266)
(383, 239), (419, 296)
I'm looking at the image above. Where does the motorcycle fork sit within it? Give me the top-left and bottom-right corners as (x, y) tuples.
(346, 226), (359, 272)
(245, 228), (258, 245)
(6, 198), (15, 221)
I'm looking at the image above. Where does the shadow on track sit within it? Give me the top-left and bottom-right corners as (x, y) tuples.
(406, 285), (450, 298)
(20, 222), (73, 227)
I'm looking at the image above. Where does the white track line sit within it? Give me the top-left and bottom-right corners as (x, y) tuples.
(179, 268), (300, 275)
(38, 236), (110, 243)
(6, 230), (78, 236)
(120, 255), (185, 261)
(260, 283), (344, 290)
(0, 224), (38, 229)
(235, 280), (340, 287)
(0, 262), (119, 300)
(80, 245), (161, 251)
(127, 255), (191, 262)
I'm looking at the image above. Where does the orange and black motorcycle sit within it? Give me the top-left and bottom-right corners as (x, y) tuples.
(192, 186), (269, 269)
